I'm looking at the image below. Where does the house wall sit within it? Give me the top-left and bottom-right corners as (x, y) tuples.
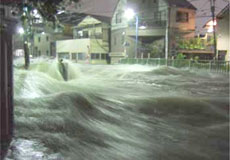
(110, 0), (196, 63)
(70, 16), (110, 64)
(169, 7), (196, 32)
(56, 38), (109, 64)
(56, 39), (90, 54)
(217, 11), (230, 61)
(33, 33), (51, 57)
(12, 34), (24, 57)
(110, 0), (169, 62)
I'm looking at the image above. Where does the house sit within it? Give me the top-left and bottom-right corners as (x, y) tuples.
(56, 15), (111, 64)
(216, 4), (229, 61)
(202, 4), (229, 61)
(110, 0), (196, 63)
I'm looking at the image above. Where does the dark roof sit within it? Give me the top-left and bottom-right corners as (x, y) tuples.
(165, 0), (196, 10)
(63, 0), (196, 25)
(89, 15), (111, 24)
(66, 0), (120, 18)
(217, 4), (229, 18)
(57, 12), (87, 25)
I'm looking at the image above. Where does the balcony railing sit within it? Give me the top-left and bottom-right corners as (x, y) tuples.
(120, 58), (230, 73)
(128, 19), (167, 28)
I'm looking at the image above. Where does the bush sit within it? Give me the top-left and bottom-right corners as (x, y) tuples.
(176, 53), (186, 59)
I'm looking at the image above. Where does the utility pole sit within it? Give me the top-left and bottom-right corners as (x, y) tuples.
(135, 15), (139, 58)
(210, 0), (217, 59)
(165, 7), (170, 60)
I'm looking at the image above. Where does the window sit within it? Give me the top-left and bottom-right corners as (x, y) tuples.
(153, 0), (157, 3)
(78, 53), (86, 60)
(77, 30), (83, 38)
(116, 12), (122, 24)
(38, 50), (41, 56)
(83, 31), (89, 38)
(0, 8), (5, 16)
(176, 11), (189, 22)
(58, 52), (70, 59)
(46, 36), (49, 41)
(38, 37), (41, 42)
(72, 53), (77, 60)
(218, 50), (227, 60)
(101, 54), (108, 60)
(46, 50), (49, 56)
(91, 53), (100, 60)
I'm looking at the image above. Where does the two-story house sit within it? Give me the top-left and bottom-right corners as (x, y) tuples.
(32, 24), (73, 58)
(110, 0), (196, 63)
(56, 15), (111, 64)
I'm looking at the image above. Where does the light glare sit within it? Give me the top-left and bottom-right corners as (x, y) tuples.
(18, 27), (24, 34)
(124, 8), (135, 20)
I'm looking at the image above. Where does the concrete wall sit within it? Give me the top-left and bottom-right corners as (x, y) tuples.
(56, 39), (109, 64)
(217, 10), (230, 61)
(56, 39), (90, 54)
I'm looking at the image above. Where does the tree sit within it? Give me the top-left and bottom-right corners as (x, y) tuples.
(10, 0), (79, 69)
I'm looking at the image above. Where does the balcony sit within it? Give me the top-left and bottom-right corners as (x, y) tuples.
(127, 18), (167, 37)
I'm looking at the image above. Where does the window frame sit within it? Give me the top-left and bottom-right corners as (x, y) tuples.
(116, 12), (122, 24)
(176, 11), (189, 23)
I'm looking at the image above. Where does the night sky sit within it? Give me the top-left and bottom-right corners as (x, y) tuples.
(67, 0), (229, 33)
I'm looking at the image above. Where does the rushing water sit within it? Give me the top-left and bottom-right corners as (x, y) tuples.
(6, 59), (229, 160)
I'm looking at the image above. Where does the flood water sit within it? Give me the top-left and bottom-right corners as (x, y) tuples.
(6, 59), (229, 160)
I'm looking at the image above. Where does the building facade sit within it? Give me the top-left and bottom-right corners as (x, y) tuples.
(217, 4), (229, 61)
(56, 15), (110, 64)
(110, 0), (196, 63)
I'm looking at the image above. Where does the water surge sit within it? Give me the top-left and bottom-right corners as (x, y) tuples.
(6, 59), (229, 160)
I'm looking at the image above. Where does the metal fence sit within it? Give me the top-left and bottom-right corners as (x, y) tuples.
(120, 58), (230, 73)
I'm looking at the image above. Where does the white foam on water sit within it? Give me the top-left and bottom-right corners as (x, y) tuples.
(9, 58), (229, 160)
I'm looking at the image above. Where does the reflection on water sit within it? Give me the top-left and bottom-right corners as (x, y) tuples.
(7, 59), (229, 160)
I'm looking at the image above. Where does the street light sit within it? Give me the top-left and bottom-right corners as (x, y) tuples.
(124, 8), (139, 58)
(18, 27), (24, 34)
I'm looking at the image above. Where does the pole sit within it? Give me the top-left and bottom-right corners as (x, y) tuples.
(23, 35), (30, 69)
(165, 9), (169, 60)
(210, 0), (217, 59)
(135, 15), (139, 58)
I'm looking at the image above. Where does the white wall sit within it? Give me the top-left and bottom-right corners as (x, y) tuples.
(217, 11), (230, 61)
(56, 39), (90, 54)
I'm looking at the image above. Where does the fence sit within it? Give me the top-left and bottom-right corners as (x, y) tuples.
(120, 58), (230, 73)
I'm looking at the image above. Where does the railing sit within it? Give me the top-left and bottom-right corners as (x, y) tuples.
(120, 58), (230, 73)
